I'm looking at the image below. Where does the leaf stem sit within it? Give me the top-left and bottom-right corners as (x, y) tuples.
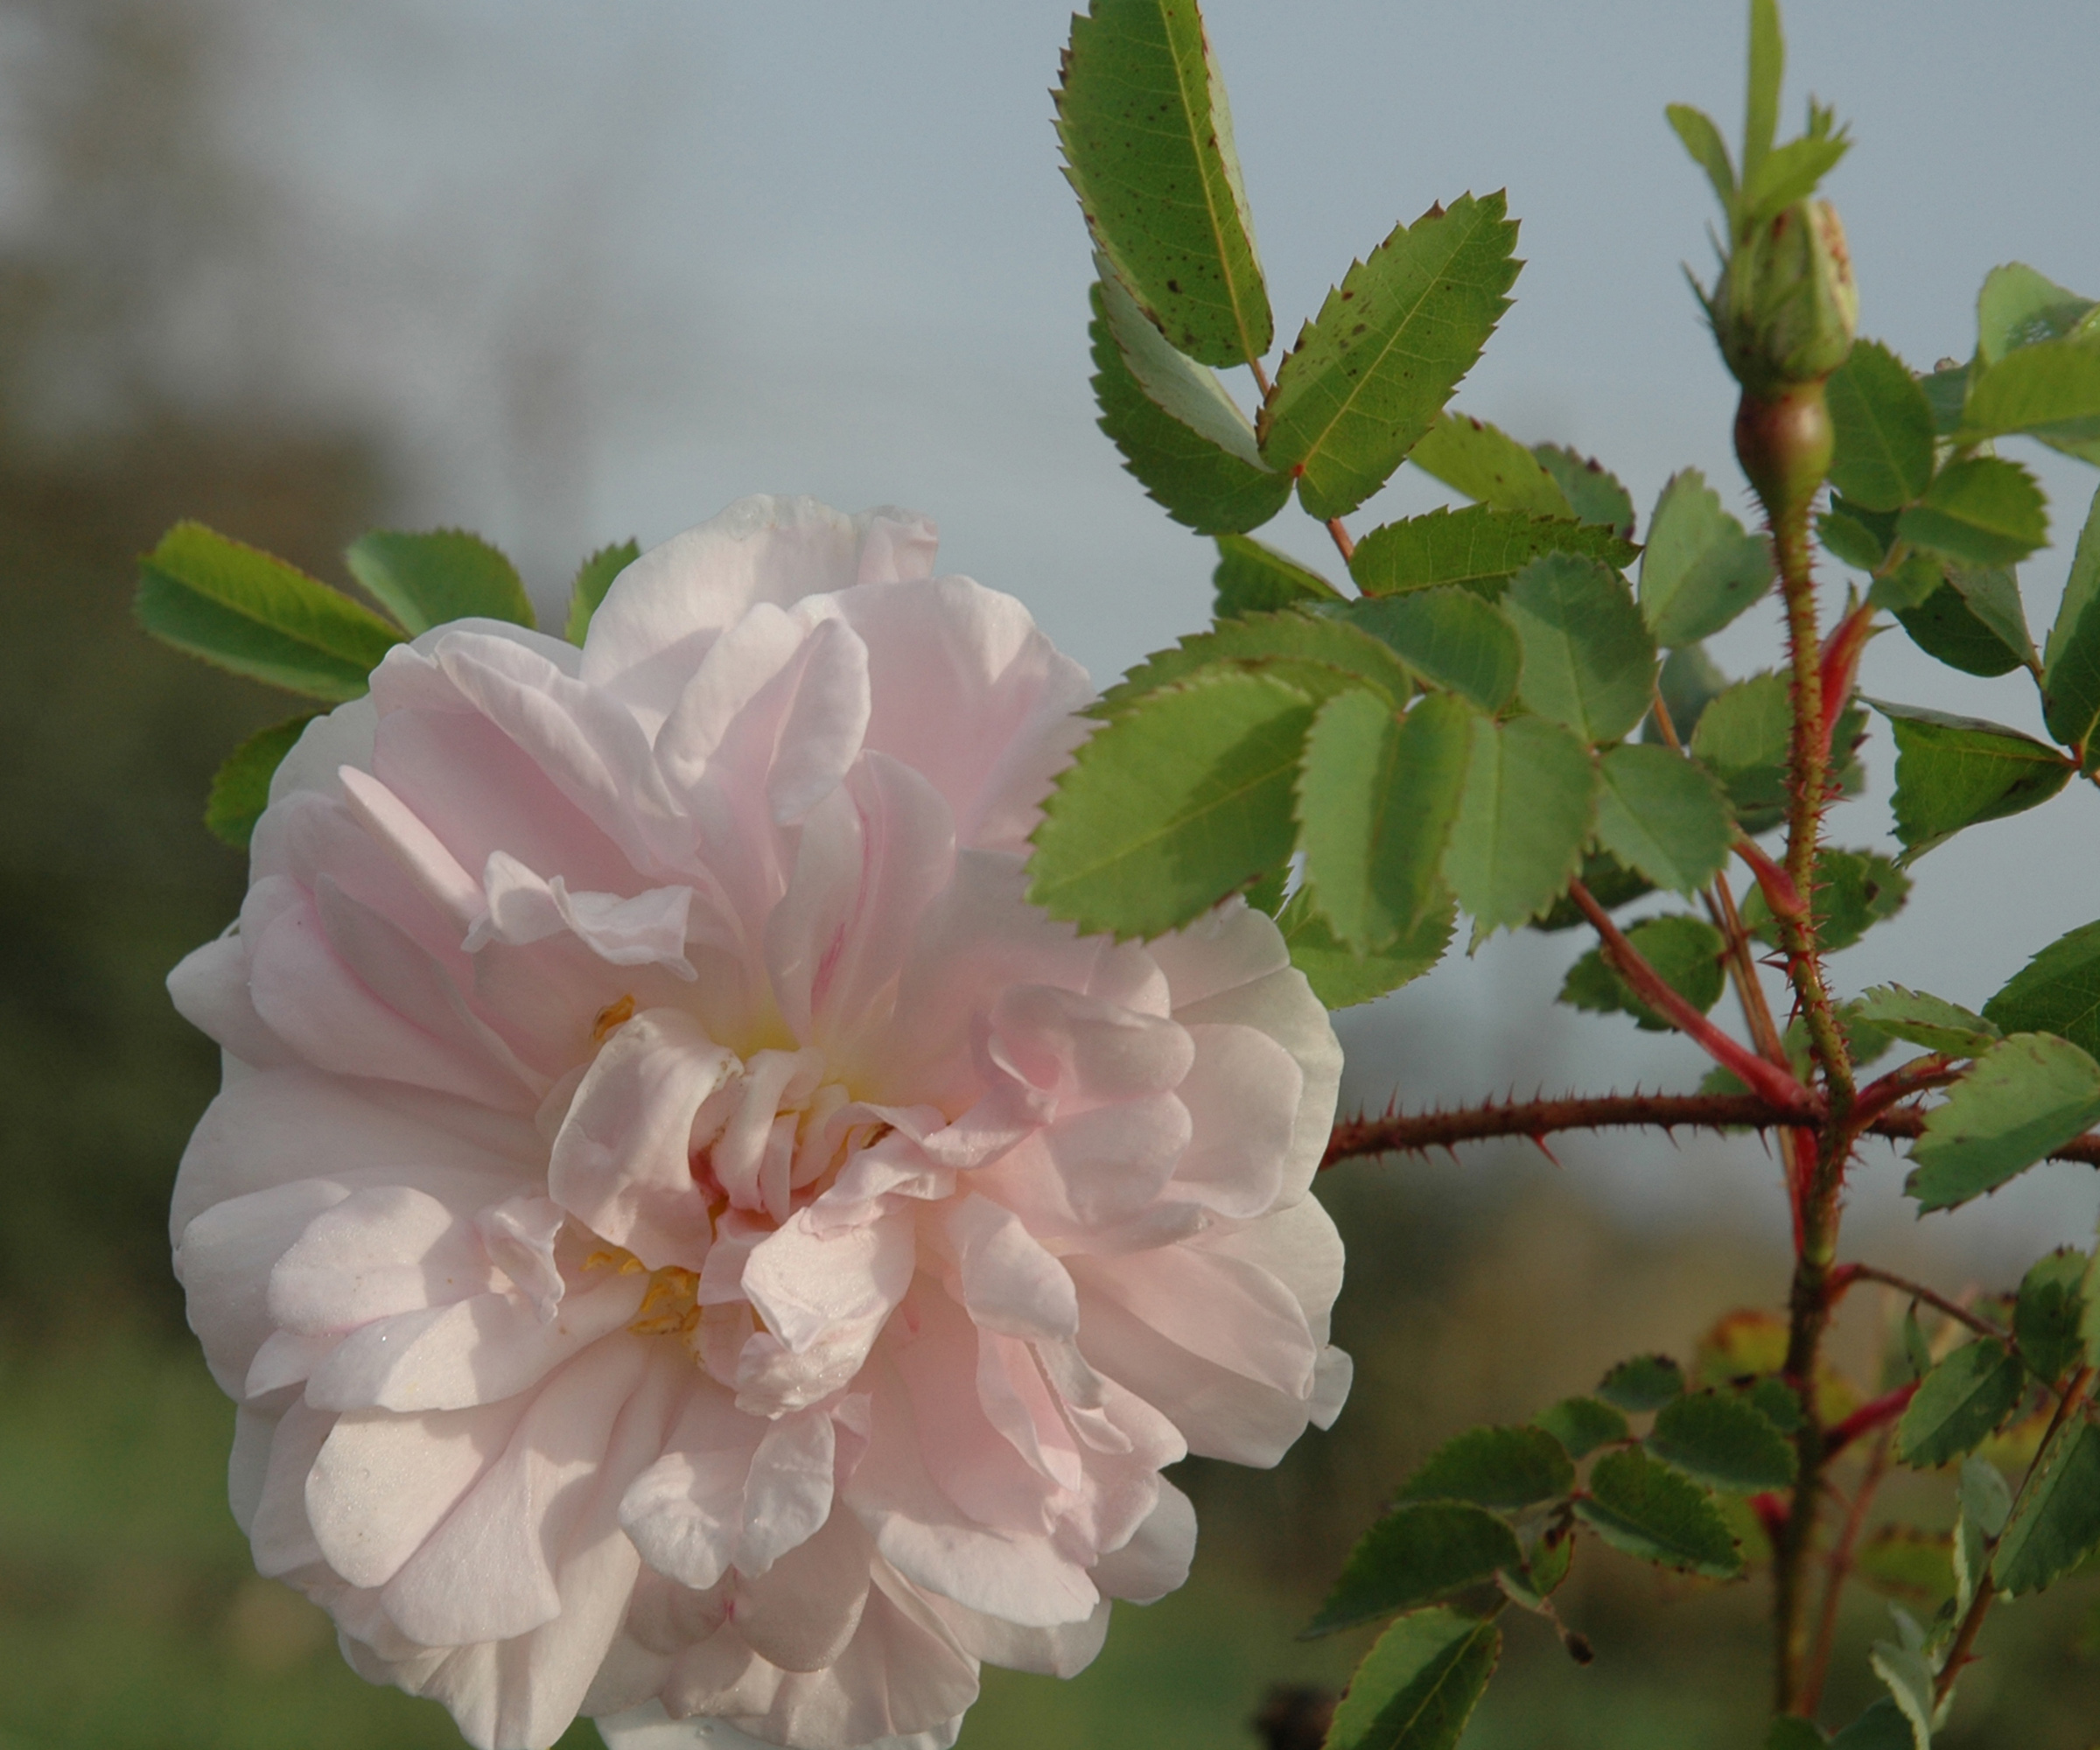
(1825, 1263), (2007, 1346)
(1324, 517), (1355, 564)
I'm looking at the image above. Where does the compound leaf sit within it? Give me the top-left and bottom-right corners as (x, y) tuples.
(1348, 504), (1634, 598)
(1647, 1390), (1796, 1494)
(1341, 589), (1522, 714)
(1825, 340), (1936, 513)
(1397, 1425), (1576, 1513)
(1443, 713), (1596, 934)
(1575, 1446), (1741, 1578)
(1897, 455), (2049, 568)
(1309, 1502), (1523, 1635)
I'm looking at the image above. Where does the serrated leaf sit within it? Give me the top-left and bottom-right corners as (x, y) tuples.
(1088, 275), (1292, 534)
(1961, 339), (2100, 451)
(1647, 1390), (1795, 1494)
(1599, 1354), (1687, 1414)
(1260, 194), (1522, 521)
(1853, 986), (2000, 1057)
(2014, 1251), (2089, 1385)
(1298, 691), (1472, 950)
(1029, 668), (1316, 937)
(136, 522), (404, 700)
(565, 539), (639, 646)
(1056, 0), (1271, 368)
(1323, 1609), (1501, 1750)
(1898, 456), (2048, 568)
(1856, 1526), (1956, 1606)
(1666, 104), (1735, 210)
(1278, 886), (1452, 1009)
(1536, 1396), (1630, 1460)
(1348, 504), (1634, 599)
(1340, 590), (1521, 714)
(1978, 262), (2098, 366)
(1639, 468), (1775, 646)
(1397, 1425), (1576, 1512)
(1593, 743), (1732, 894)
(1741, 847), (1909, 954)
(1575, 1446), (1741, 1577)
(1993, 1415), (2100, 1595)
(2041, 486), (2100, 755)
(1867, 1631), (1936, 1750)
(1830, 1698), (1919, 1750)
(1531, 444), (1635, 537)
(1872, 700), (2074, 860)
(1894, 565), (2034, 679)
(1826, 340), (1936, 513)
(1505, 553), (1656, 744)
(203, 714), (319, 850)
(1213, 534), (1341, 620)
(1986, 916), (2100, 1058)
(344, 528), (534, 636)
(1308, 1502), (1523, 1635)
(1443, 713), (1596, 934)
(1561, 914), (1727, 1033)
(1099, 606), (1414, 715)
(1822, 495), (1899, 572)
(1408, 410), (1572, 520)
(1906, 1034), (2100, 1212)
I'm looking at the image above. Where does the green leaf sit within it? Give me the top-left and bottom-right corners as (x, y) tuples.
(1638, 469), (1775, 646)
(565, 539), (639, 646)
(1961, 339), (2100, 452)
(343, 528), (534, 636)
(1348, 504), (1635, 599)
(1829, 1698), (1919, 1750)
(1308, 1502), (1523, 1635)
(136, 521), (404, 700)
(1278, 886), (1453, 1009)
(1259, 194), (1522, 521)
(1978, 262), (2098, 366)
(1575, 1446), (1741, 1578)
(1741, 130), (1851, 230)
(1894, 565), (2034, 679)
(1099, 607), (1414, 715)
(1741, 0), (1784, 190)
(1651, 642), (1730, 746)
(1985, 918), (2100, 1060)
(1396, 1425), (1576, 1512)
(2014, 1250), (2089, 1387)
(203, 714), (320, 850)
(1443, 714), (1597, 934)
(1407, 411), (1573, 520)
(1825, 340), (1936, 513)
(1213, 534), (1341, 620)
(1767, 1719), (1831, 1750)
(1029, 668), (1317, 937)
(1322, 1609), (1501, 1750)
(1821, 495), (1900, 572)
(1666, 103), (1735, 211)
(1955, 1456), (2011, 1619)
(1088, 275), (1292, 534)
(1993, 1415), (2100, 1595)
(1921, 366), (1969, 437)
(2041, 486), (2100, 755)
(1055, 0), (1271, 368)
(1531, 444), (1636, 537)
(1741, 847), (1910, 955)
(1867, 1620), (1936, 1750)
(1853, 986), (2000, 1058)
(1906, 1033), (2100, 1212)
(1536, 1396), (1629, 1461)
(1872, 700), (2074, 860)
(1599, 1354), (1687, 1415)
(1593, 743), (1732, 894)
(1505, 554), (1656, 744)
(1532, 847), (1655, 933)
(1897, 456), (2049, 569)
(1340, 590), (1521, 714)
(1561, 914), (1726, 1034)
(1298, 691), (1473, 950)
(1647, 1390), (1795, 1494)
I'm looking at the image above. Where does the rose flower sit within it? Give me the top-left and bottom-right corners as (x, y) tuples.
(168, 496), (1348, 1750)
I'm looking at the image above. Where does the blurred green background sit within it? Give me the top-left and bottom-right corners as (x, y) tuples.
(3, 4), (2098, 1748)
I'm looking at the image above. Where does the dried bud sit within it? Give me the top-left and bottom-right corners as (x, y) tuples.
(1713, 198), (1857, 395)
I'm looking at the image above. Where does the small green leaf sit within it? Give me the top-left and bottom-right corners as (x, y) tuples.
(1030, 668), (1317, 938)
(1666, 103), (1735, 211)
(1853, 986), (2000, 1058)
(1993, 1415), (2100, 1595)
(1348, 504), (1635, 599)
(136, 522), (405, 700)
(1894, 565), (2034, 679)
(1505, 554), (1656, 744)
(1872, 699), (2074, 860)
(1322, 1608), (1501, 1750)
(1741, 130), (1850, 231)
(1690, 672), (1790, 830)
(1741, 847), (1910, 955)
(1868, 1621), (1936, 1750)
(2015, 1250), (2089, 1388)
(1897, 456), (2049, 569)
(1443, 714), (1597, 934)
(1986, 916), (2100, 1058)
(1829, 1698), (1918, 1750)
(1278, 886), (1453, 1009)
(1741, 0), (1783, 189)
(1821, 496), (1899, 572)
(1308, 1502), (1523, 1635)
(1599, 1354), (1687, 1415)
(1907, 1033), (2100, 1212)
(1298, 692), (1473, 951)
(565, 539), (639, 646)
(1260, 194), (1522, 521)
(344, 528), (535, 636)
(1536, 1396), (1630, 1460)
(1213, 534), (1341, 620)
(1340, 590), (1521, 714)
(1639, 468), (1775, 646)
(1920, 366), (1969, 437)
(1055, 0), (1271, 368)
(1825, 340), (1936, 513)
(1978, 262), (2098, 366)
(1407, 411), (1572, 520)
(1531, 444), (1635, 536)
(1088, 275), (1292, 534)
(203, 714), (320, 850)
(1956, 1457), (2012, 1614)
(1961, 338), (2100, 451)
(1866, 549), (1939, 613)
(1593, 743), (1732, 894)
(1575, 1446), (1741, 1578)
(1397, 1425), (1576, 1512)
(1647, 1390), (1796, 1494)
(2041, 485), (2100, 755)
(1560, 914), (1727, 1033)
(1100, 607), (1413, 714)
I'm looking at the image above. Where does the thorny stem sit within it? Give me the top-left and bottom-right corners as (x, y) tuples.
(1802, 1422), (1896, 1717)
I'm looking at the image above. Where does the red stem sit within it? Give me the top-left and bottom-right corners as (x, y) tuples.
(1821, 1382), (1919, 1461)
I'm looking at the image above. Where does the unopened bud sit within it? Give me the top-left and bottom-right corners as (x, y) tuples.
(1713, 199), (1857, 396)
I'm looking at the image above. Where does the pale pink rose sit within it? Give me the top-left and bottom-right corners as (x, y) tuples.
(168, 495), (1348, 1750)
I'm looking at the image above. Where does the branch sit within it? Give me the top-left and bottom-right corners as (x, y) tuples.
(1821, 1382), (1918, 1462)
(1826, 1264), (2010, 1347)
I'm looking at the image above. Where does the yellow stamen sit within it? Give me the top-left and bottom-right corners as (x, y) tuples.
(592, 994), (636, 1043)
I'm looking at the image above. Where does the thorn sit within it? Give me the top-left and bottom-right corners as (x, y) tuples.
(1530, 1133), (1563, 1167)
